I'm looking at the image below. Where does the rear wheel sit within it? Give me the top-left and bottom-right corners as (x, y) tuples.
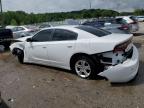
(71, 56), (101, 79)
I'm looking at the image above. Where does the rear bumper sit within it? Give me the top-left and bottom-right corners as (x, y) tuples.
(98, 45), (139, 83)
(131, 24), (139, 32)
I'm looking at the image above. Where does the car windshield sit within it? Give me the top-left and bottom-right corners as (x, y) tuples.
(76, 25), (111, 37)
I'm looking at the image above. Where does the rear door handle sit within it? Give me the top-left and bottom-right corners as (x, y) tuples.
(42, 47), (47, 48)
(67, 46), (72, 48)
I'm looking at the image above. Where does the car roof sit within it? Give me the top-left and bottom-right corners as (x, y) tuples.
(42, 25), (79, 31)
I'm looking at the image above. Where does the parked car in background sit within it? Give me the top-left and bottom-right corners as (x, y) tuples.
(0, 28), (13, 49)
(6, 26), (36, 38)
(136, 16), (144, 22)
(102, 24), (130, 34)
(10, 25), (139, 83)
(39, 24), (52, 30)
(82, 20), (105, 28)
(82, 19), (130, 34)
(64, 19), (80, 25)
(115, 16), (139, 33)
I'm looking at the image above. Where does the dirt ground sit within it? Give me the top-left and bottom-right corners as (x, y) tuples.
(0, 23), (144, 108)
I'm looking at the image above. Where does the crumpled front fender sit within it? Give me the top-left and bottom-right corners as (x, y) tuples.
(10, 42), (25, 52)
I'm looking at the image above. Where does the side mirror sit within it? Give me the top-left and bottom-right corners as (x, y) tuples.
(26, 38), (33, 42)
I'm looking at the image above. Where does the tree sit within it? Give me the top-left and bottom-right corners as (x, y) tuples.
(10, 19), (17, 25)
(0, 9), (131, 25)
(134, 9), (144, 15)
(20, 22), (24, 25)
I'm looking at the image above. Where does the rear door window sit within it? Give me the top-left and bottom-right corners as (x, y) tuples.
(52, 29), (78, 41)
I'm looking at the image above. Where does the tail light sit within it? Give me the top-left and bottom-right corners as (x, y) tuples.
(113, 38), (132, 53)
(119, 24), (129, 30)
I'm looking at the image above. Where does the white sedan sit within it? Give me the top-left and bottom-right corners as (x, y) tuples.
(10, 25), (139, 83)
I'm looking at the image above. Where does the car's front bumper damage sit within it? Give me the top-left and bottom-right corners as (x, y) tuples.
(98, 45), (139, 83)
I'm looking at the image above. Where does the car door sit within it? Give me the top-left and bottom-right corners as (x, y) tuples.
(25, 29), (53, 64)
(46, 29), (78, 68)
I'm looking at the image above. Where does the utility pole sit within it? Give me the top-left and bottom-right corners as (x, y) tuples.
(89, 0), (92, 9)
(0, 0), (2, 13)
(0, 0), (3, 27)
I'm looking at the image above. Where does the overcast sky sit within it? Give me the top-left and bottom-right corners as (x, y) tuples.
(2, 0), (144, 13)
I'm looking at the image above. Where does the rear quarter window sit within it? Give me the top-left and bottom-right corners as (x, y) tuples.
(76, 26), (111, 37)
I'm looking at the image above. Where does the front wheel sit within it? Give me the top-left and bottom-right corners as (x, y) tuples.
(14, 49), (24, 64)
(71, 56), (100, 79)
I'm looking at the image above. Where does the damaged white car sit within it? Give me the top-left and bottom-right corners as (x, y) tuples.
(10, 25), (139, 83)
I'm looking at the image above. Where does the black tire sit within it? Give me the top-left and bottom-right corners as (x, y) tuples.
(16, 49), (24, 64)
(71, 56), (101, 79)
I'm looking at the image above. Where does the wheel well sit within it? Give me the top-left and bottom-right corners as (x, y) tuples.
(12, 48), (23, 56)
(70, 53), (99, 69)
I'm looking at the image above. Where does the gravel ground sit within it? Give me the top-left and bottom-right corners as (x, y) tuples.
(0, 23), (144, 108)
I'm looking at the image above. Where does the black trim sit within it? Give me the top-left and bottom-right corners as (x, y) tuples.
(101, 57), (112, 63)
(124, 47), (133, 58)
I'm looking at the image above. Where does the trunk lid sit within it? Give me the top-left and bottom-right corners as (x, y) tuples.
(101, 33), (133, 45)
